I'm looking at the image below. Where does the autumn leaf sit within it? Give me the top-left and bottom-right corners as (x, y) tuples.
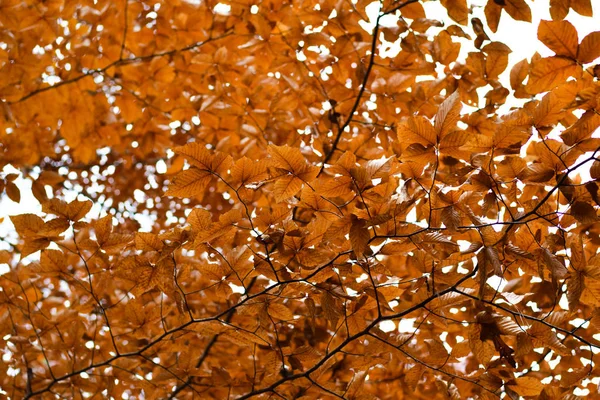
(397, 116), (437, 147)
(526, 56), (581, 94)
(5, 180), (20, 203)
(135, 232), (164, 252)
(231, 157), (268, 187)
(537, 20), (579, 58)
(350, 215), (370, 258)
(165, 168), (212, 198)
(578, 31), (600, 64)
(507, 377), (543, 396)
(42, 198), (93, 221)
(267, 144), (310, 174)
(440, 0), (469, 25)
(268, 145), (319, 201)
(174, 143), (232, 175)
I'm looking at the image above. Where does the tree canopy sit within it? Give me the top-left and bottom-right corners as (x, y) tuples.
(1, 0), (600, 398)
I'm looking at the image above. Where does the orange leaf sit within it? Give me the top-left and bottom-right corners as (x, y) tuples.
(317, 176), (353, 198)
(267, 144), (309, 174)
(440, 0), (468, 25)
(526, 56), (580, 94)
(42, 199), (92, 221)
(174, 143), (232, 175)
(434, 91), (461, 139)
(578, 31), (600, 64)
(397, 116), (436, 146)
(135, 232), (164, 252)
(187, 208), (212, 233)
(10, 214), (45, 238)
(273, 174), (305, 202)
(350, 215), (370, 258)
(231, 157), (268, 186)
(94, 214), (114, 245)
(537, 20), (579, 58)
(165, 168), (212, 198)
(508, 377), (543, 396)
(504, 0), (532, 22)
(570, 0), (593, 17)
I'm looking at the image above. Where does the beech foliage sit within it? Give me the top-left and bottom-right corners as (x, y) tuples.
(1, 0), (600, 398)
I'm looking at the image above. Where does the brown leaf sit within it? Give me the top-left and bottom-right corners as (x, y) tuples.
(5, 181), (20, 203)
(350, 215), (370, 258)
(434, 91), (461, 139)
(504, 0), (532, 22)
(507, 377), (543, 397)
(135, 232), (164, 252)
